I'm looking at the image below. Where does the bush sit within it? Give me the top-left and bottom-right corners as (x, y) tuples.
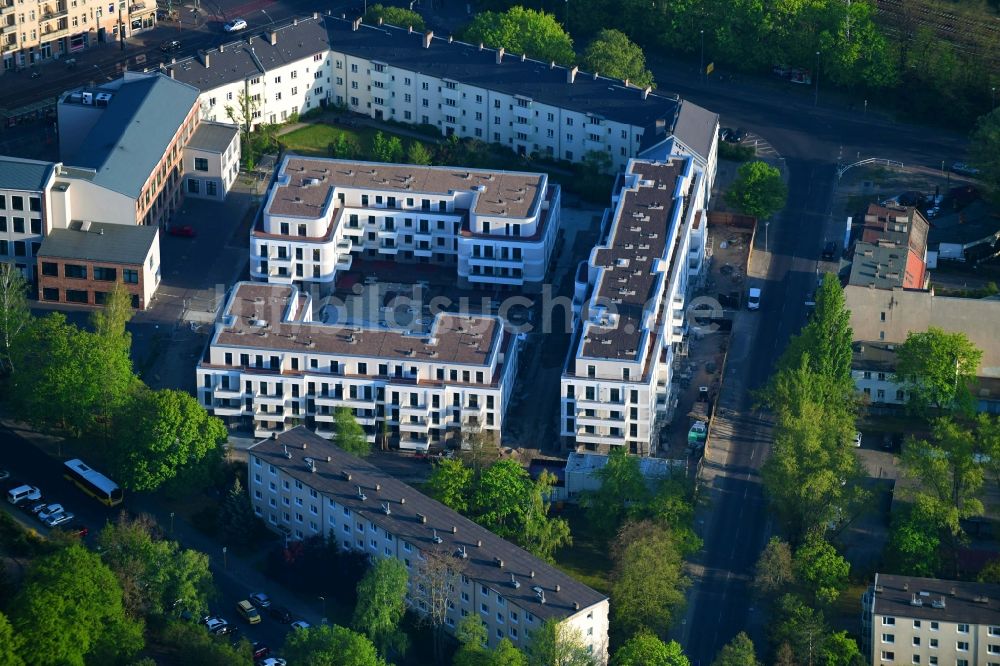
(719, 141), (755, 162)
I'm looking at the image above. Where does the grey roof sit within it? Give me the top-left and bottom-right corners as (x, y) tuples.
(929, 199), (1000, 246)
(848, 241), (910, 289)
(249, 427), (607, 621)
(63, 73), (199, 199)
(871, 573), (1000, 626)
(166, 15), (683, 149)
(188, 121), (239, 153)
(671, 100), (719, 162)
(37, 221), (157, 265)
(851, 341), (898, 372)
(0, 156), (56, 192)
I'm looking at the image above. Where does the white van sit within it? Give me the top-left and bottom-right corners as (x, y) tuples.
(7, 485), (41, 505)
(747, 288), (761, 310)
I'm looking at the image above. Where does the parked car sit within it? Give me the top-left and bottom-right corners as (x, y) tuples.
(747, 287), (761, 310)
(237, 599), (261, 624)
(268, 606), (293, 623)
(38, 503), (66, 522)
(224, 17), (247, 32)
(160, 39), (182, 53)
(290, 620), (311, 631)
(853, 432), (863, 448)
(952, 162), (980, 177)
(251, 642), (270, 660)
(202, 616), (231, 635)
(258, 659), (287, 666)
(45, 511), (73, 527)
(7, 485), (41, 505)
(168, 224), (196, 238)
(249, 592), (271, 609)
(821, 241), (838, 261)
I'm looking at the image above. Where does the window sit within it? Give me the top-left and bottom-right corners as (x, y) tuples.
(929, 638), (937, 648)
(194, 157), (208, 171)
(956, 641), (968, 651)
(93, 266), (116, 281)
(123, 269), (139, 284)
(883, 617), (896, 626)
(187, 178), (200, 194)
(882, 634), (895, 644)
(41, 262), (57, 277)
(42, 288), (59, 301)
(65, 289), (88, 303)
(64, 263), (87, 279)
(930, 622), (938, 631)
(957, 624), (969, 633)
(880, 652), (894, 662)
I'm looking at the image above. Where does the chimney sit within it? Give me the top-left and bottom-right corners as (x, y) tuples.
(642, 85), (651, 100)
(550, 60), (555, 69)
(448, 35), (453, 43)
(169, 68), (175, 79)
(408, 25), (413, 33)
(520, 53), (526, 62)
(592, 71), (598, 80)
(496, 47), (504, 64)
(422, 30), (433, 48)
(293, 16), (298, 25)
(201, 51), (210, 67)
(478, 42), (484, 51)
(313, 12), (318, 19)
(219, 43), (224, 53)
(378, 16), (383, 25)
(352, 16), (362, 31)
(567, 65), (578, 83)
(269, 30), (277, 46)
(623, 78), (629, 87)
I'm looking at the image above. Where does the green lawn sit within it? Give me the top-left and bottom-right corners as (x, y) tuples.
(552, 505), (613, 595)
(278, 123), (378, 157)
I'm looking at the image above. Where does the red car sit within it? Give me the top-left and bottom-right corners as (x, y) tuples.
(169, 224), (196, 238)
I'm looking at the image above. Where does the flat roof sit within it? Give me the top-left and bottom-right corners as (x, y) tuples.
(214, 282), (504, 368)
(852, 341), (898, 372)
(871, 573), (1000, 626)
(582, 158), (687, 361)
(37, 220), (157, 265)
(250, 426), (607, 620)
(848, 241), (910, 290)
(270, 156), (544, 219)
(0, 156), (56, 192)
(188, 121), (239, 153)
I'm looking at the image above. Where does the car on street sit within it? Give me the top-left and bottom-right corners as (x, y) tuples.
(258, 659), (287, 666)
(7, 485), (42, 505)
(747, 287), (761, 310)
(37, 503), (66, 522)
(251, 642), (270, 660)
(268, 605), (293, 623)
(224, 17), (248, 32)
(952, 162), (980, 177)
(168, 224), (196, 238)
(290, 620), (311, 631)
(853, 431), (863, 448)
(821, 241), (837, 261)
(160, 39), (182, 53)
(237, 599), (261, 624)
(249, 592), (271, 609)
(202, 616), (231, 635)
(45, 511), (73, 527)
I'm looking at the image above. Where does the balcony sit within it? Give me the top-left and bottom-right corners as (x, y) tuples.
(268, 253), (292, 264)
(398, 436), (430, 452)
(2, 21), (16, 34)
(413, 246), (432, 257)
(212, 385), (243, 400)
(255, 392), (287, 406)
(575, 428), (625, 445)
(40, 5), (68, 19)
(399, 418), (430, 434)
(213, 402), (245, 416)
(40, 23), (68, 38)
(336, 238), (353, 252)
(399, 403), (430, 417)
(336, 254), (353, 270)
(378, 243), (399, 254)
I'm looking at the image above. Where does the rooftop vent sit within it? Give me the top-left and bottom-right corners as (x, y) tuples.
(533, 586), (545, 603)
(454, 546), (468, 559)
(431, 529), (443, 544)
(356, 486), (367, 501)
(494, 557), (504, 568)
(417, 512), (427, 524)
(510, 574), (520, 588)
(381, 502), (391, 515)
(930, 597), (946, 609)
(342, 471), (352, 481)
(283, 445), (291, 459)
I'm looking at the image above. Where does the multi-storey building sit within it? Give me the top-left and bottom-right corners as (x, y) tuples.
(163, 14), (719, 174)
(0, 156), (56, 281)
(848, 203), (931, 292)
(560, 156), (708, 455)
(248, 427), (609, 661)
(251, 156), (560, 291)
(198, 281), (521, 448)
(861, 573), (1000, 666)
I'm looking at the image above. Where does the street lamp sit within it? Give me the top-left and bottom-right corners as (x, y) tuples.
(814, 51), (820, 106)
(222, 546), (228, 570)
(319, 595), (327, 624)
(564, 0), (568, 27)
(992, 86), (997, 110)
(765, 220), (770, 254)
(261, 8), (272, 25)
(169, 511), (175, 534)
(700, 30), (705, 83)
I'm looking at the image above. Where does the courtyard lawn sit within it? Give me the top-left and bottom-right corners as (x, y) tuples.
(553, 505), (613, 595)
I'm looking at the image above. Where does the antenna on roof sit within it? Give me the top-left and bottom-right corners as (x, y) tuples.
(283, 445), (291, 459)
(381, 502), (391, 515)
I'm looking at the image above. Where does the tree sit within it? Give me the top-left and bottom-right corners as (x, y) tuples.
(335, 407), (371, 457)
(612, 631), (689, 666)
(462, 7), (575, 65)
(406, 140), (434, 165)
(969, 107), (1000, 196)
(158, 620), (252, 665)
(582, 447), (648, 541)
(410, 548), (466, 663)
(460, 428), (501, 479)
(773, 643), (796, 666)
(725, 160), (788, 220)
(0, 611), (25, 666)
(226, 90), (262, 170)
(885, 498), (941, 578)
(427, 457), (474, 512)
(472, 459), (534, 539)
(582, 29), (653, 87)
(371, 131), (404, 163)
(793, 534), (849, 606)
(610, 520), (688, 640)
(753, 537), (795, 597)
(10, 543), (144, 665)
(109, 387), (227, 491)
(353, 557), (409, 656)
(329, 132), (362, 159)
(0, 262), (30, 375)
(453, 615), (489, 666)
(770, 594), (827, 666)
(821, 630), (864, 666)
(364, 3), (425, 31)
(219, 477), (260, 547)
(284, 624), (387, 666)
(90, 281), (139, 446)
(97, 513), (214, 619)
(896, 327), (983, 415)
(979, 558), (1000, 584)
(489, 639), (528, 666)
(710, 632), (760, 666)
(521, 469), (572, 562)
(525, 618), (596, 666)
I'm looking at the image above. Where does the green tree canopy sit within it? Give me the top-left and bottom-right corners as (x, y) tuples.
(970, 107), (1000, 197)
(753, 537), (795, 597)
(793, 534), (849, 606)
(612, 630), (689, 666)
(157, 620), (252, 665)
(582, 447), (648, 540)
(770, 594), (828, 666)
(427, 457), (474, 513)
(886, 497), (942, 578)
(725, 160), (788, 220)
(462, 7), (575, 65)
(524, 618), (595, 666)
(335, 407), (371, 457)
(821, 630), (864, 666)
(219, 477), (260, 547)
(979, 558), (1000, 584)
(109, 387), (227, 491)
(406, 140), (434, 165)
(896, 327), (983, 415)
(353, 557), (409, 656)
(10, 543), (144, 665)
(453, 614), (489, 666)
(285, 624), (388, 666)
(582, 29), (654, 87)
(710, 631), (761, 666)
(371, 131), (404, 163)
(0, 262), (30, 375)
(520, 469), (572, 562)
(363, 3), (425, 31)
(610, 520), (689, 640)
(0, 611), (25, 666)
(472, 459), (534, 538)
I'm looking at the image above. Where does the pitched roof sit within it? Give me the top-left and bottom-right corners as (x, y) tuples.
(37, 221), (158, 265)
(249, 427), (607, 621)
(671, 100), (719, 163)
(188, 121), (239, 154)
(870, 573), (1000, 626)
(0, 156), (56, 192)
(62, 73), (199, 199)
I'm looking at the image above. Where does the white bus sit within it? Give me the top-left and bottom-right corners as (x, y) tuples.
(63, 459), (123, 506)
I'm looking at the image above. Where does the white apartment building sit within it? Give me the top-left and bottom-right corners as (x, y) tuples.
(0, 156), (56, 280)
(251, 155), (560, 291)
(861, 573), (1000, 666)
(163, 14), (719, 174)
(249, 427), (610, 661)
(183, 121), (241, 201)
(560, 156), (708, 455)
(198, 281), (521, 449)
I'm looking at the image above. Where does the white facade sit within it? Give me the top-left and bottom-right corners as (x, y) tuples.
(198, 282), (522, 449)
(0, 157), (55, 280)
(183, 121), (241, 201)
(250, 156), (560, 291)
(561, 156), (707, 455)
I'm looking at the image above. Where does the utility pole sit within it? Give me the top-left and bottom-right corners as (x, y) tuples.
(814, 50), (820, 106)
(700, 29), (704, 83)
(117, 4), (127, 72)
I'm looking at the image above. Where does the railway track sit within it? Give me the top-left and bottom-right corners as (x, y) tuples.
(875, 0), (1000, 69)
